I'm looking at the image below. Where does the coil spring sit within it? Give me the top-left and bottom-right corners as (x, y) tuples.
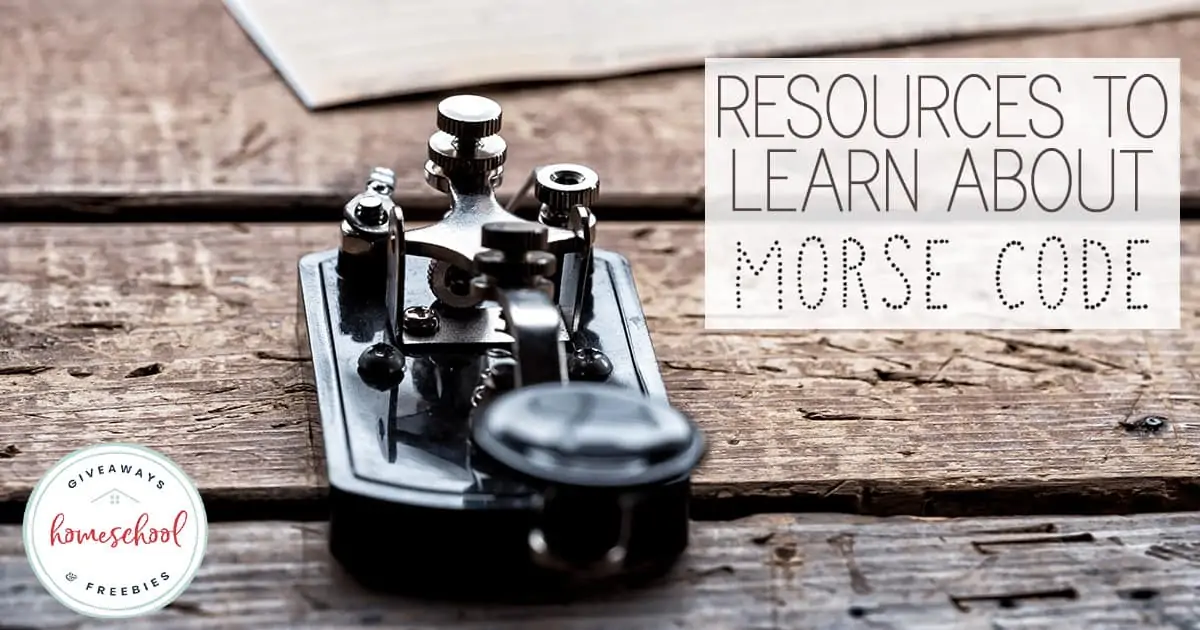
(471, 350), (515, 409)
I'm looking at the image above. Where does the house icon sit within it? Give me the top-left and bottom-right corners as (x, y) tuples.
(91, 488), (140, 506)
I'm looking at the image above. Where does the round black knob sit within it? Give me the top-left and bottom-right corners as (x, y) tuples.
(473, 383), (704, 489)
(473, 383), (704, 576)
(480, 222), (549, 257)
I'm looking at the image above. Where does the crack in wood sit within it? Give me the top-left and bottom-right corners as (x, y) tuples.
(828, 533), (871, 594)
(950, 587), (1079, 612)
(1146, 542), (1200, 563)
(124, 363), (164, 378)
(972, 532), (1096, 554)
(0, 366), (52, 376)
(961, 523), (1058, 536)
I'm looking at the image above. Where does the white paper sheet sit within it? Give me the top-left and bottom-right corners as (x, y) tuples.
(223, 0), (1200, 109)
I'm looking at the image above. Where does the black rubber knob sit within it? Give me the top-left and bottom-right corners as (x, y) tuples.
(480, 222), (549, 257)
(472, 382), (705, 489)
(473, 383), (704, 573)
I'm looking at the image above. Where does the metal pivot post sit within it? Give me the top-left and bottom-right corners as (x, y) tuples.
(470, 221), (568, 387)
(338, 167), (400, 280)
(405, 96), (575, 314)
(533, 164), (600, 334)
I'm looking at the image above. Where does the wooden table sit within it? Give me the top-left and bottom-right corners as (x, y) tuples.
(1, 2), (1199, 628)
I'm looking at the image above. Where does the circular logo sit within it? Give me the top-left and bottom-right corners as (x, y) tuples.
(22, 444), (208, 618)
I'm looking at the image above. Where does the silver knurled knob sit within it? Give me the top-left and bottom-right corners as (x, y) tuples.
(427, 132), (507, 173)
(535, 164), (600, 210)
(436, 95), (503, 139)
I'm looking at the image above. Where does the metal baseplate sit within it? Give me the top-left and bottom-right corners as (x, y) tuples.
(296, 95), (706, 597)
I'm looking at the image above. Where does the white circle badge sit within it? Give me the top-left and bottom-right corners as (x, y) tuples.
(23, 443), (209, 618)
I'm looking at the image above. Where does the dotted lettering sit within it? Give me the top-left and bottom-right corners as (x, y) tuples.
(882, 234), (912, 309)
(995, 240), (1024, 309)
(1081, 238), (1113, 310)
(1036, 236), (1067, 310)
(736, 240), (784, 310)
(1126, 239), (1149, 310)
(925, 239), (949, 310)
(797, 236), (829, 309)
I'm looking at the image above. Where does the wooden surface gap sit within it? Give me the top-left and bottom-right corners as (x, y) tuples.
(2, 197), (1196, 224)
(5, 485), (1200, 527)
(0, 195), (703, 224)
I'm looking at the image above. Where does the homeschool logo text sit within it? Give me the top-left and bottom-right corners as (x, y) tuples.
(23, 444), (208, 618)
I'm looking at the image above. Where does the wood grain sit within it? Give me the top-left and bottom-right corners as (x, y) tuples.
(1, 0), (1199, 215)
(1, 223), (1198, 516)
(4, 512), (1199, 628)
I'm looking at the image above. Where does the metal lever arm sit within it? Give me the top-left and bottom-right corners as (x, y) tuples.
(473, 221), (570, 387)
(494, 288), (568, 387)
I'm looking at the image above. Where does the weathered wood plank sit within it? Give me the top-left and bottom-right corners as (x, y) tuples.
(3, 513), (1199, 628)
(1, 0), (1199, 214)
(1, 223), (1198, 515)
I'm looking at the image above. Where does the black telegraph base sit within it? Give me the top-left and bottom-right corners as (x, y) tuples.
(326, 482), (691, 601)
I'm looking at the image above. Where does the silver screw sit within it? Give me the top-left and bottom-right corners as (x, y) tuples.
(338, 169), (400, 270)
(367, 167), (396, 197)
(402, 306), (439, 337)
(351, 195), (387, 227)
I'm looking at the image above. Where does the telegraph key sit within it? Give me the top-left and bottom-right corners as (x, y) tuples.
(297, 95), (706, 596)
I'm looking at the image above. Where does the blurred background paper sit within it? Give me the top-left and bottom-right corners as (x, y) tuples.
(223, 0), (1200, 110)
